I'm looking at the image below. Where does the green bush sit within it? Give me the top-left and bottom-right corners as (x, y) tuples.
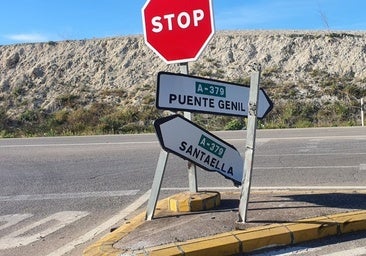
(224, 118), (245, 130)
(0, 72), (363, 137)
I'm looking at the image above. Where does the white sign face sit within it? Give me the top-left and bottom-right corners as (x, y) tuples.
(154, 114), (244, 185)
(156, 72), (273, 119)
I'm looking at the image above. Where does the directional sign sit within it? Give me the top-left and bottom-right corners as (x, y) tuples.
(154, 114), (244, 185)
(156, 72), (273, 119)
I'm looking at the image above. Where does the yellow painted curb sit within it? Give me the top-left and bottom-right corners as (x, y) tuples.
(83, 210), (146, 256)
(139, 243), (183, 256)
(233, 224), (292, 253)
(286, 216), (338, 244)
(328, 210), (366, 234)
(125, 211), (366, 255)
(178, 233), (240, 256)
(168, 191), (220, 212)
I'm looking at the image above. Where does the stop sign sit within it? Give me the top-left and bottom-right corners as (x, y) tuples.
(142, 0), (215, 64)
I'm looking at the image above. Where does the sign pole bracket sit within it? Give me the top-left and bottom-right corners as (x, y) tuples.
(237, 66), (261, 224)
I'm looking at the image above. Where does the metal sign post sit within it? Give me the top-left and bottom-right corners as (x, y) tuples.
(142, 0), (215, 220)
(361, 98), (365, 127)
(237, 68), (261, 224)
(180, 63), (198, 193)
(145, 149), (169, 220)
(145, 63), (198, 221)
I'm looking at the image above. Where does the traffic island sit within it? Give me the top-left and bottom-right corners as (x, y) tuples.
(85, 191), (366, 256)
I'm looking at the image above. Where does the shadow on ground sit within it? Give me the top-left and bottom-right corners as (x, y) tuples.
(278, 193), (366, 210)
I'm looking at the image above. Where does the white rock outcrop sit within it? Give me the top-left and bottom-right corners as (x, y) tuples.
(1, 30), (365, 118)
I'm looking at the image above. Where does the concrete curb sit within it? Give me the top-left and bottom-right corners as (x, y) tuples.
(82, 210), (146, 256)
(83, 197), (366, 256)
(127, 211), (366, 256)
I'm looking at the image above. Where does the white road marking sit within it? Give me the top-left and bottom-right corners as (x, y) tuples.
(257, 152), (366, 156)
(0, 211), (89, 250)
(0, 190), (139, 202)
(322, 246), (366, 256)
(162, 186), (366, 191)
(161, 187), (237, 191)
(0, 141), (158, 148)
(249, 245), (322, 255)
(250, 186), (366, 191)
(360, 164), (366, 171)
(225, 138), (272, 144)
(298, 139), (322, 153)
(263, 244), (366, 256)
(0, 213), (33, 231)
(0, 137), (274, 149)
(46, 190), (151, 256)
(260, 134), (366, 141)
(254, 165), (358, 170)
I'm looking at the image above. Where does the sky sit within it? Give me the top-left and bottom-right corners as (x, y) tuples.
(0, 0), (365, 45)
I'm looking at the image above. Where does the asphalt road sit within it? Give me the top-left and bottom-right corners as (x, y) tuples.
(0, 126), (365, 255)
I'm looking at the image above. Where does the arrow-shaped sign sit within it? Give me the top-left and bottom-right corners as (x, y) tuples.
(154, 114), (244, 185)
(156, 72), (273, 119)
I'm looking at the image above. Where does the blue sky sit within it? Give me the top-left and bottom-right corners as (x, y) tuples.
(0, 0), (365, 45)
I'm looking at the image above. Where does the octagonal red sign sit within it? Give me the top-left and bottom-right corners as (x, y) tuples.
(142, 0), (215, 64)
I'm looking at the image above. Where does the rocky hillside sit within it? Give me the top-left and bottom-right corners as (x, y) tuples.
(1, 30), (365, 135)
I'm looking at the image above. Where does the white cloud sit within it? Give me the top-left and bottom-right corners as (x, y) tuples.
(5, 33), (49, 43)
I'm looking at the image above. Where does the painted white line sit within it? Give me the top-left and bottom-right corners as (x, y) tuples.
(267, 244), (366, 256)
(2, 132), (364, 148)
(0, 190), (139, 202)
(254, 165), (358, 170)
(322, 246), (366, 256)
(250, 186), (366, 191)
(0, 211), (88, 250)
(258, 135), (366, 141)
(161, 186), (366, 191)
(46, 190), (151, 256)
(161, 187), (238, 191)
(257, 152), (366, 156)
(0, 138), (273, 149)
(298, 139), (321, 153)
(249, 245), (322, 255)
(225, 138), (271, 144)
(0, 141), (159, 148)
(0, 213), (33, 231)
(360, 164), (366, 171)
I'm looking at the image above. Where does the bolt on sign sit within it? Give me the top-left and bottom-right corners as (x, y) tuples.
(154, 114), (244, 185)
(142, 0), (215, 63)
